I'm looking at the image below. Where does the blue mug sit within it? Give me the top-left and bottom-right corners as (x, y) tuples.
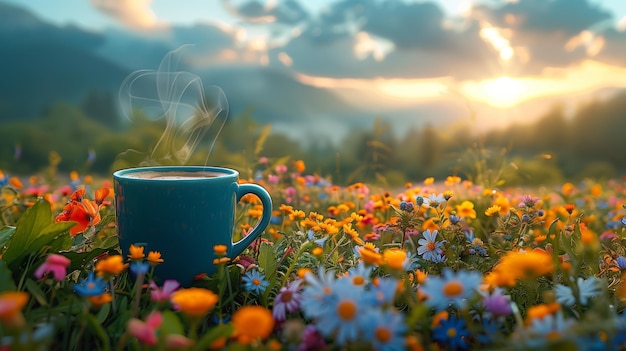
(113, 166), (272, 285)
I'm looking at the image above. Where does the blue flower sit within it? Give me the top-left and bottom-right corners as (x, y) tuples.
(130, 261), (150, 276)
(433, 316), (471, 350)
(313, 277), (373, 345)
(242, 269), (270, 295)
(362, 308), (407, 351)
(622, 217), (626, 226)
(421, 269), (482, 311)
(554, 277), (601, 306)
(617, 256), (626, 270)
(74, 271), (107, 297)
(417, 230), (445, 262)
(301, 268), (338, 319)
(346, 262), (372, 287)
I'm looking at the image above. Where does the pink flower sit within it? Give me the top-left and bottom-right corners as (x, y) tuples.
(275, 165), (288, 173)
(128, 311), (162, 346)
(149, 280), (180, 302)
(166, 334), (194, 349)
(268, 174), (279, 184)
(35, 254), (71, 281)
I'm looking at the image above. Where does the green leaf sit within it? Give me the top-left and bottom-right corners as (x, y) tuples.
(160, 310), (184, 335)
(83, 313), (112, 351)
(3, 199), (57, 264)
(95, 302), (111, 324)
(25, 278), (48, 306)
(63, 248), (114, 274)
(259, 242), (277, 287)
(0, 259), (16, 292)
(0, 226), (16, 250)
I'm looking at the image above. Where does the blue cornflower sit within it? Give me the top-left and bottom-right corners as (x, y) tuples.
(363, 308), (407, 351)
(554, 277), (601, 306)
(449, 215), (461, 224)
(74, 271), (107, 297)
(621, 217), (626, 226)
(421, 269), (482, 311)
(417, 230), (445, 262)
(313, 277), (374, 345)
(308, 230), (328, 247)
(433, 315), (471, 350)
(130, 261), (150, 276)
(242, 269), (270, 294)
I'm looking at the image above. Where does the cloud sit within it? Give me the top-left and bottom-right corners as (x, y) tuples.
(91, 0), (162, 29)
(221, 0), (309, 24)
(472, 0), (614, 73)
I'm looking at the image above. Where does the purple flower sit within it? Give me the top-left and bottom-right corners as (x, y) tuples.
(483, 291), (513, 316)
(272, 280), (303, 321)
(149, 280), (180, 302)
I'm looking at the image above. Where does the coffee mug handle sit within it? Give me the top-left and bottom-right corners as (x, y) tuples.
(231, 184), (273, 257)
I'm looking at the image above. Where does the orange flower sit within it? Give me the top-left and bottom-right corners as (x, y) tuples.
(358, 244), (383, 266)
(8, 177), (22, 189)
(294, 160), (306, 173)
(213, 245), (228, 256)
(147, 251), (164, 265)
(444, 176), (461, 186)
(128, 244), (145, 261)
(171, 288), (218, 318)
(88, 293), (113, 309)
(383, 248), (407, 271)
(423, 177), (435, 185)
(94, 187), (111, 205)
(95, 255), (127, 277)
(486, 250), (554, 287)
(55, 198), (102, 237)
(232, 306), (274, 344)
(0, 291), (29, 324)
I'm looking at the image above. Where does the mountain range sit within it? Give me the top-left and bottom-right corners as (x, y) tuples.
(0, 1), (378, 142)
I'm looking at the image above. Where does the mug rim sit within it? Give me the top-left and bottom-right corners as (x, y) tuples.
(113, 166), (238, 181)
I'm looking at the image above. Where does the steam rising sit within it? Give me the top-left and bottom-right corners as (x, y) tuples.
(118, 45), (228, 166)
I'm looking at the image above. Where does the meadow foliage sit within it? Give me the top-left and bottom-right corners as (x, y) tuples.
(1, 159), (626, 350)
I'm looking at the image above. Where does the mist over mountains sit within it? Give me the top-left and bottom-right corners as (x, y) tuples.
(0, 1), (380, 140)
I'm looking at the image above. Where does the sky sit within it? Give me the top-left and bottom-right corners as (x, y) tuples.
(4, 0), (626, 134)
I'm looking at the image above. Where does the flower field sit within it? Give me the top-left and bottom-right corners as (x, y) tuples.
(1, 161), (626, 350)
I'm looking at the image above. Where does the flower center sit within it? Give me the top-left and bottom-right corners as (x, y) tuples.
(375, 327), (392, 342)
(252, 279), (261, 286)
(443, 280), (463, 297)
(280, 291), (293, 303)
(352, 276), (365, 285)
(337, 300), (357, 320)
(447, 327), (457, 338)
(427, 242), (436, 251)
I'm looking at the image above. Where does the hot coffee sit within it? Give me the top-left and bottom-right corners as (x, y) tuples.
(124, 170), (223, 180)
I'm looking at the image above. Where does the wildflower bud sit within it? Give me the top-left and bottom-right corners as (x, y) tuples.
(415, 196), (424, 206)
(537, 210), (545, 217)
(399, 201), (414, 212)
(522, 214), (530, 222)
(449, 215), (461, 225)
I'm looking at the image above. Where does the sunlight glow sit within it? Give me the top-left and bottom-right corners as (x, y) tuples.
(461, 60), (626, 108)
(294, 73), (449, 100)
(565, 30), (605, 56)
(479, 22), (514, 61)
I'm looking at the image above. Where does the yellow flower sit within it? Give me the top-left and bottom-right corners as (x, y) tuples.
(444, 176), (461, 186)
(0, 291), (29, 324)
(312, 247), (324, 256)
(493, 196), (511, 215)
(343, 223), (364, 245)
(383, 248), (407, 271)
(128, 244), (145, 261)
(171, 288), (218, 318)
(423, 177), (435, 185)
(422, 218), (440, 232)
(96, 255), (127, 277)
(147, 251), (164, 265)
(485, 205), (501, 217)
(455, 201), (477, 219)
(232, 305), (274, 344)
